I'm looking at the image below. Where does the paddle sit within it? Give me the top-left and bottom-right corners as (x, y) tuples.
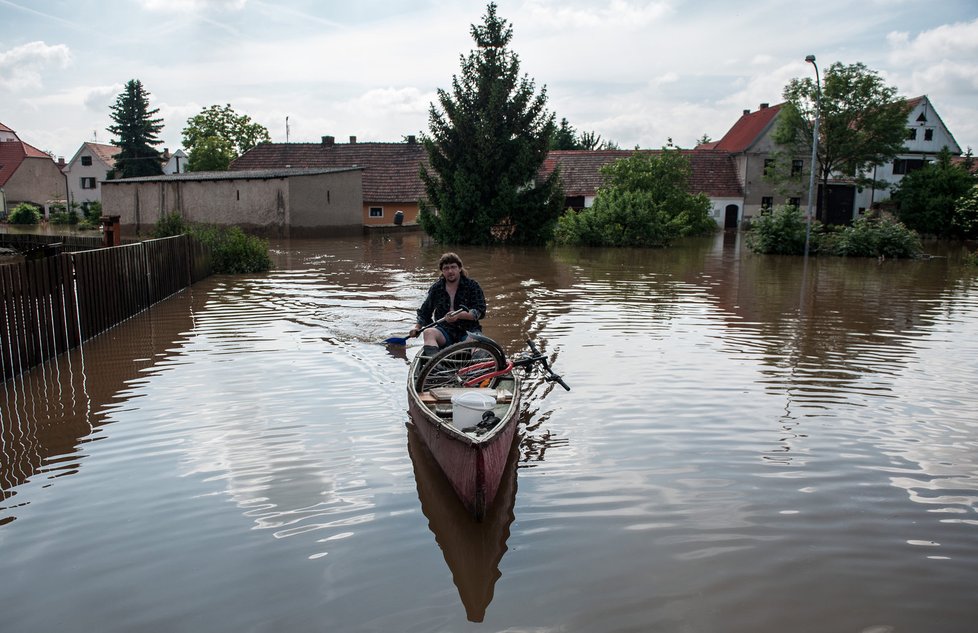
(384, 309), (465, 346)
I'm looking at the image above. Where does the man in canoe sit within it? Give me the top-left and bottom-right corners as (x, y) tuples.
(410, 252), (486, 358)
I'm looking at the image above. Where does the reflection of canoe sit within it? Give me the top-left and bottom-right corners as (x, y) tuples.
(406, 422), (518, 623)
(406, 350), (522, 521)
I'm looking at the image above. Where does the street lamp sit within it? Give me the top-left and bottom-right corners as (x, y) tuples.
(803, 54), (821, 258)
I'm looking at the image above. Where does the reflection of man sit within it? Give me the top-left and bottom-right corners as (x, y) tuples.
(410, 252), (486, 357)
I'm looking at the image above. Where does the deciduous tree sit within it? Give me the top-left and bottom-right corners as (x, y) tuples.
(773, 62), (910, 221)
(182, 104), (270, 172)
(107, 79), (164, 178)
(420, 2), (564, 245)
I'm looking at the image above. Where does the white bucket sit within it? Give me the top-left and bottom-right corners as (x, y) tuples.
(451, 391), (496, 429)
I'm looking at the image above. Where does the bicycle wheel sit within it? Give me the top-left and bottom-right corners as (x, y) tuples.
(415, 339), (507, 392)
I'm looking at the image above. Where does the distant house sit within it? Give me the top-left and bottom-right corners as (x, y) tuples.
(706, 103), (829, 221)
(0, 121), (68, 217)
(231, 135), (426, 227)
(101, 167), (364, 237)
(162, 148), (188, 175)
(63, 142), (119, 210)
(539, 149), (745, 228)
(858, 95), (962, 208)
(710, 96), (965, 225)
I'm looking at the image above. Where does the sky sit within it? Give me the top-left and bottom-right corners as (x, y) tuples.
(2, 0), (978, 162)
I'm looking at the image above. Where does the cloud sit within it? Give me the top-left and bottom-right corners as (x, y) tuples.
(887, 18), (978, 65)
(522, 0), (671, 29)
(139, 0), (247, 12)
(0, 41), (72, 91)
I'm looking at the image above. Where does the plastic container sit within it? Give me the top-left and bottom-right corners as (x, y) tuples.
(451, 391), (496, 429)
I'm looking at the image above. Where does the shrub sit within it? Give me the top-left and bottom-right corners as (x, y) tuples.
(824, 216), (922, 258)
(745, 205), (814, 255)
(150, 213), (271, 273)
(7, 203), (42, 225)
(193, 225), (271, 274)
(84, 201), (103, 224)
(151, 212), (191, 238)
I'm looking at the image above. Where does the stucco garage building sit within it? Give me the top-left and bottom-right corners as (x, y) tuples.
(101, 167), (364, 236)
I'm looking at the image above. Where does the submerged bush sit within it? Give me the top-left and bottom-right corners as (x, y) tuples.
(150, 212), (271, 274)
(822, 216), (922, 259)
(745, 205), (813, 255)
(747, 205), (922, 258)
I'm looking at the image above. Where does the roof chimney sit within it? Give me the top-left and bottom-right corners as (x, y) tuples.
(406, 135), (416, 144)
(349, 135), (357, 144)
(321, 135), (335, 147)
(743, 109), (750, 116)
(759, 103), (769, 109)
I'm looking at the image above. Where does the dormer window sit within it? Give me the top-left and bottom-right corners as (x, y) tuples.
(81, 156), (92, 166)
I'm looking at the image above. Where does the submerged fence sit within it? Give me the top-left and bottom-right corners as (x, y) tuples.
(0, 234), (212, 383)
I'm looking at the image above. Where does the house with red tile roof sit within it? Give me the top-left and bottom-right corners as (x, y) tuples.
(0, 122), (68, 218)
(710, 96), (964, 224)
(706, 102), (822, 221)
(231, 135), (427, 227)
(539, 149), (745, 229)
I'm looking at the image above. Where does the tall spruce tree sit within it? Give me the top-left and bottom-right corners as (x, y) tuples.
(107, 79), (164, 178)
(419, 2), (564, 245)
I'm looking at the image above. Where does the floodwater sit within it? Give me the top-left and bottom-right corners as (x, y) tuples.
(2, 231), (977, 632)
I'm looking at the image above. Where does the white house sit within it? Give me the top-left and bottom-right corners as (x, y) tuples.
(857, 95), (962, 209)
(162, 148), (188, 175)
(63, 142), (118, 210)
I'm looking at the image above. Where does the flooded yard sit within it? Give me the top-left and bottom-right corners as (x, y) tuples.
(2, 231), (977, 632)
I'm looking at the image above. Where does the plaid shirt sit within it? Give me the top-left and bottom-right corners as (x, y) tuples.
(416, 275), (486, 335)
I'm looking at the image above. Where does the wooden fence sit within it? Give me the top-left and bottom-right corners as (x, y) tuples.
(0, 234), (212, 383)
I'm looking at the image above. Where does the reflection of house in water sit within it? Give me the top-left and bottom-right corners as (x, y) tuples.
(683, 234), (967, 403)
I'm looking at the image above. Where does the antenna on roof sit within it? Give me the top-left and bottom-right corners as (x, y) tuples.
(93, 130), (98, 142)
(286, 116), (290, 143)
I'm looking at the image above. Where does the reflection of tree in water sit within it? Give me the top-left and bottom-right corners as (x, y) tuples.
(0, 289), (201, 525)
(707, 253), (976, 403)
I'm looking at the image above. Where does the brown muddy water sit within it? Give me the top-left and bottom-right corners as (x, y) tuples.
(2, 231), (977, 632)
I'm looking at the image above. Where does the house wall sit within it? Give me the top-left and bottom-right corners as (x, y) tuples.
(857, 97), (962, 208)
(4, 157), (66, 214)
(290, 171), (363, 227)
(362, 201), (420, 226)
(66, 155), (114, 207)
(102, 171), (363, 235)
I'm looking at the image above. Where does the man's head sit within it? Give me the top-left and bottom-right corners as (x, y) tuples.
(438, 252), (465, 281)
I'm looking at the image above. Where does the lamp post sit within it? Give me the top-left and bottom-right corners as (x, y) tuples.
(803, 54), (821, 258)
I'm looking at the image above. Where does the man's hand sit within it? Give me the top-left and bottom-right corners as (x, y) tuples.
(409, 325), (421, 338)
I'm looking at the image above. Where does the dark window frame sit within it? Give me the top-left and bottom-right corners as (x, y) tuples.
(369, 206), (383, 218)
(81, 155), (92, 166)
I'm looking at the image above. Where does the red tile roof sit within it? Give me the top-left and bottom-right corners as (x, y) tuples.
(0, 122), (14, 134)
(540, 149), (743, 198)
(87, 142), (120, 166)
(713, 103), (783, 152)
(230, 141), (427, 202)
(0, 140), (56, 186)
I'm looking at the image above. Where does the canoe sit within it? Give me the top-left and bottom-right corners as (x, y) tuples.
(406, 422), (518, 622)
(406, 349), (522, 521)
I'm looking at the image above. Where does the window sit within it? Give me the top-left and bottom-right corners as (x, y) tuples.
(789, 197), (801, 208)
(81, 156), (92, 166)
(763, 159), (775, 176)
(761, 196), (774, 211)
(791, 159), (803, 177)
(907, 128), (917, 141)
(369, 207), (383, 218)
(924, 128), (934, 141)
(893, 158), (925, 175)
(80, 177), (97, 189)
